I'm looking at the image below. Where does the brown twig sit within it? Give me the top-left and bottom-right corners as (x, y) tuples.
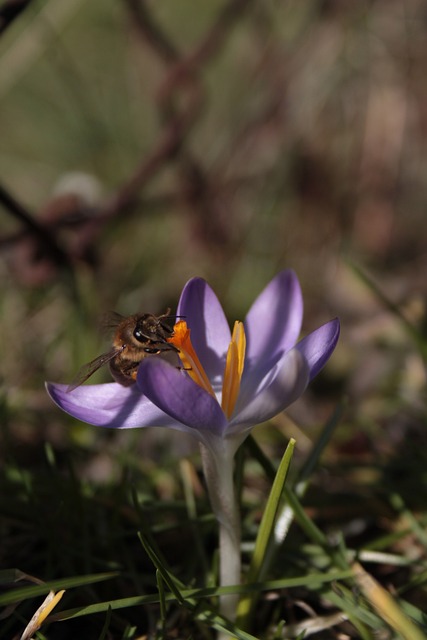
(1, 0), (255, 268)
(122, 0), (254, 252)
(0, 172), (267, 251)
(0, 0), (32, 35)
(156, 0), (253, 105)
(0, 182), (72, 270)
(123, 0), (180, 63)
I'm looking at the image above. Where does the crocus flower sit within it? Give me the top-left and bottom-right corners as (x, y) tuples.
(46, 270), (339, 622)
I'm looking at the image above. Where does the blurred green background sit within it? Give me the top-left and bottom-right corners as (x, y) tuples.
(1, 1), (427, 637)
(2, 0), (425, 379)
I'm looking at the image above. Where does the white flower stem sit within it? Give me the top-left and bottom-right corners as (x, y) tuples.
(200, 441), (241, 626)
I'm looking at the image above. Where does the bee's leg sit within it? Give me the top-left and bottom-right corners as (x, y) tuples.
(109, 359), (139, 386)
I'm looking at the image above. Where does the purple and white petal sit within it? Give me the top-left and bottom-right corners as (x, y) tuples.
(228, 349), (309, 436)
(295, 318), (340, 381)
(177, 278), (231, 382)
(45, 382), (181, 429)
(137, 358), (228, 435)
(244, 270), (303, 372)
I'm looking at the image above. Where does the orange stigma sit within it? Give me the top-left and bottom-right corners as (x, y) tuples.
(168, 319), (246, 418)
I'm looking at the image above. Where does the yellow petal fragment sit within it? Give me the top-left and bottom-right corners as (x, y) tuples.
(221, 321), (246, 418)
(168, 321), (216, 398)
(21, 590), (65, 640)
(352, 562), (425, 640)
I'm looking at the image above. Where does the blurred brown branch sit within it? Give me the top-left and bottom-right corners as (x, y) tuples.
(123, 0), (180, 63)
(0, 0), (32, 35)
(2, 0), (256, 281)
(82, 0), (254, 253)
(0, 182), (72, 273)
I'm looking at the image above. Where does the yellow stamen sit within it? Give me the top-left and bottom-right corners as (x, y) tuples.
(168, 319), (246, 418)
(221, 321), (246, 418)
(168, 321), (216, 398)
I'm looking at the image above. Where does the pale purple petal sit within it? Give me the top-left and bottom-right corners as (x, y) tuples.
(47, 272), (340, 444)
(137, 358), (228, 435)
(237, 349), (284, 408)
(244, 270), (303, 370)
(177, 278), (231, 381)
(46, 382), (183, 430)
(295, 318), (340, 380)
(228, 349), (309, 436)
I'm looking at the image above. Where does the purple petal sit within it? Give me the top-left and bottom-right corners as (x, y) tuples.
(177, 278), (231, 381)
(46, 382), (182, 430)
(295, 318), (340, 380)
(137, 358), (228, 435)
(229, 349), (309, 435)
(244, 270), (303, 370)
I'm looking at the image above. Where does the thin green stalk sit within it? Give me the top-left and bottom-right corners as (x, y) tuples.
(236, 439), (295, 629)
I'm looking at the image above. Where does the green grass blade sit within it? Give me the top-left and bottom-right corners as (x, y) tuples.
(0, 572), (118, 607)
(236, 438), (295, 628)
(390, 493), (427, 548)
(272, 402), (344, 555)
(298, 401), (346, 484)
(137, 531), (185, 604)
(349, 262), (427, 361)
(97, 605), (112, 640)
(156, 569), (167, 630)
(283, 486), (348, 570)
(48, 570), (354, 621)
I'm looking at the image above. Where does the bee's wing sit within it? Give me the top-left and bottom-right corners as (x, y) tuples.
(102, 311), (126, 330)
(66, 348), (123, 393)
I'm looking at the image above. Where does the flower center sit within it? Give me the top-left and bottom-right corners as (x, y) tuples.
(168, 320), (246, 418)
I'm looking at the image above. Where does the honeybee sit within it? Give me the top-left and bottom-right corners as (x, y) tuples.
(67, 310), (177, 392)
